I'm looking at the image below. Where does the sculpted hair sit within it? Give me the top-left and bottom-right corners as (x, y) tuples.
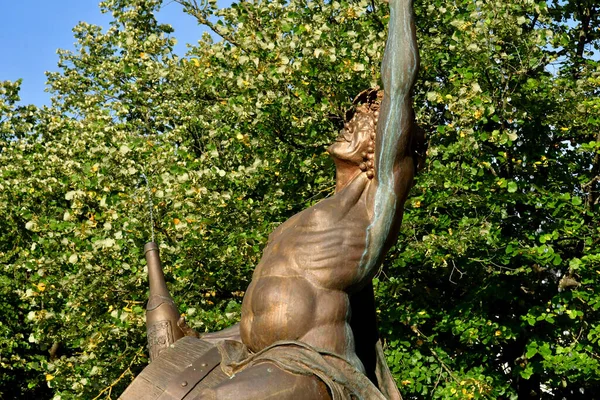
(348, 87), (427, 174)
(344, 88), (381, 180)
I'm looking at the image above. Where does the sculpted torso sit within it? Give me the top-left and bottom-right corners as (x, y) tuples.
(240, 99), (420, 372)
(240, 174), (372, 369)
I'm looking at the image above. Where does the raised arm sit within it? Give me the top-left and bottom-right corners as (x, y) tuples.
(380, 0), (419, 101)
(359, 0), (419, 277)
(378, 0), (419, 173)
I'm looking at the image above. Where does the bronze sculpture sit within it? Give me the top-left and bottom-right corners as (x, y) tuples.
(120, 0), (424, 398)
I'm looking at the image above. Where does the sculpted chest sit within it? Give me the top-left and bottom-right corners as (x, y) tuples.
(257, 188), (372, 290)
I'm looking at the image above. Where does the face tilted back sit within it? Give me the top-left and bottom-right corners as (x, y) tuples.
(328, 98), (381, 180)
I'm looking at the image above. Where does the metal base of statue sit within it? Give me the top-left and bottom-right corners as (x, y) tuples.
(119, 337), (227, 400)
(120, 336), (401, 400)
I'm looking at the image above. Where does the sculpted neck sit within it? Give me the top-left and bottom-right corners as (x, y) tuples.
(334, 159), (363, 193)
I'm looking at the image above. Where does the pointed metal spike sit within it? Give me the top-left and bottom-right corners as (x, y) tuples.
(145, 242), (184, 361)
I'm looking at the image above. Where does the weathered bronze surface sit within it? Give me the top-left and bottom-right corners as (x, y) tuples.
(120, 0), (422, 398)
(120, 337), (230, 399)
(145, 242), (184, 361)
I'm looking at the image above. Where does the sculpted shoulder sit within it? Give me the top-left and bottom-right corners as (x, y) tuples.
(267, 172), (371, 238)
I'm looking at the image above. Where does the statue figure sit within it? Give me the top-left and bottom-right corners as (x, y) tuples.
(120, 0), (424, 398)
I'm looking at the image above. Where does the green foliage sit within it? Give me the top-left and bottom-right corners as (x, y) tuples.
(0, 0), (598, 398)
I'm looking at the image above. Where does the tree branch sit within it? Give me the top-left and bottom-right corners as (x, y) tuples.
(174, 0), (245, 51)
(575, 0), (592, 59)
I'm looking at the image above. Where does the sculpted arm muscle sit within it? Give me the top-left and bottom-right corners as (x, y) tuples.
(380, 0), (419, 104)
(377, 0), (418, 176)
(359, 0), (419, 276)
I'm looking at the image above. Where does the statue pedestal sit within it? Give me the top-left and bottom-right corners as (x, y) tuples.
(119, 337), (227, 400)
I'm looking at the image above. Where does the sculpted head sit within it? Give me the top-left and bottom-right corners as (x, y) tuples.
(327, 89), (382, 184)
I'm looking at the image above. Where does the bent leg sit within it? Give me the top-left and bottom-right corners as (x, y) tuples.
(193, 361), (331, 400)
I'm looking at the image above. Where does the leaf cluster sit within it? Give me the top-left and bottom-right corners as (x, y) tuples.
(0, 0), (599, 398)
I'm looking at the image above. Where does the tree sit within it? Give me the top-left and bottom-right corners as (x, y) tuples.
(0, 0), (598, 398)
(378, 0), (600, 398)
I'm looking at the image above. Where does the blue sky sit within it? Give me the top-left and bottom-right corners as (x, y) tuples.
(0, 1), (215, 107)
